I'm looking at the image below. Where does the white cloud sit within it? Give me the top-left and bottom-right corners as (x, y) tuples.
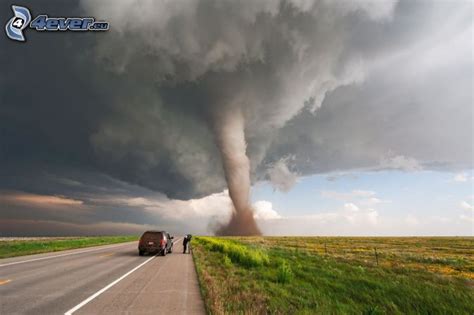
(460, 201), (474, 211)
(452, 172), (473, 183)
(343, 206), (378, 225)
(250, 194), (379, 228)
(145, 192), (233, 221)
(97, 190), (233, 221)
(457, 200), (473, 226)
(344, 203), (359, 212)
(366, 209), (379, 225)
(320, 189), (384, 226)
(252, 201), (282, 220)
(453, 173), (468, 182)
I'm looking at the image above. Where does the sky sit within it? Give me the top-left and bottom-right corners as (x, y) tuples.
(0, 0), (473, 236)
(252, 170), (473, 235)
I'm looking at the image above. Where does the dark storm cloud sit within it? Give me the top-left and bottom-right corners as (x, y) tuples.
(0, 1), (223, 200)
(0, 0), (472, 235)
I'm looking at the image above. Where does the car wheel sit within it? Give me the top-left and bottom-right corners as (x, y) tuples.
(162, 248), (167, 256)
(139, 250), (144, 256)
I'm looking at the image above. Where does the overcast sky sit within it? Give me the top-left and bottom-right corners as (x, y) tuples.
(0, 0), (472, 236)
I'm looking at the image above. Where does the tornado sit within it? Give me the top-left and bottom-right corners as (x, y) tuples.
(81, 0), (400, 236)
(213, 108), (261, 236)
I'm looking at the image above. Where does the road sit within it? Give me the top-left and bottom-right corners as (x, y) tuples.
(0, 239), (205, 314)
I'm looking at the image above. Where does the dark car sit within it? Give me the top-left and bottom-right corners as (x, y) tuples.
(138, 231), (174, 256)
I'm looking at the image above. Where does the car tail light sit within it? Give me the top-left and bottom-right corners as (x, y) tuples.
(160, 239), (165, 247)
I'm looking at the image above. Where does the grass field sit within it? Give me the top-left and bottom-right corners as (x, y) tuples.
(0, 236), (139, 259)
(192, 236), (474, 314)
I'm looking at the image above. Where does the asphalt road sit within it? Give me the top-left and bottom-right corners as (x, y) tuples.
(0, 239), (205, 314)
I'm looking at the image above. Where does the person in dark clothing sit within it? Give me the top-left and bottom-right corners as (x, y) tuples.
(183, 234), (192, 254)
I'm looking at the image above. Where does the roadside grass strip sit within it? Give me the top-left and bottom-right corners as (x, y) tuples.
(0, 236), (138, 259)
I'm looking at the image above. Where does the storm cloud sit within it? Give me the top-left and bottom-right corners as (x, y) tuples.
(0, 0), (472, 235)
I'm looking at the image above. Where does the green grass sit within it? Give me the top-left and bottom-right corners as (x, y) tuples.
(198, 237), (269, 267)
(0, 236), (139, 258)
(192, 236), (474, 314)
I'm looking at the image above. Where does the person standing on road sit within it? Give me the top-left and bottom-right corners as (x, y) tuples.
(183, 234), (192, 254)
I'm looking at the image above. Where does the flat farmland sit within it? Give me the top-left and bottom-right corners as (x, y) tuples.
(192, 236), (473, 314)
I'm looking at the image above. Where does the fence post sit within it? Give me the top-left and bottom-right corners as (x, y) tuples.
(374, 247), (379, 266)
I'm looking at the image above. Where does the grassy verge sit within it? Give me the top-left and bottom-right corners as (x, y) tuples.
(193, 236), (474, 314)
(0, 236), (139, 259)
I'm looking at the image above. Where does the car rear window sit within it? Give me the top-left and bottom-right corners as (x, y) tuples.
(141, 231), (163, 241)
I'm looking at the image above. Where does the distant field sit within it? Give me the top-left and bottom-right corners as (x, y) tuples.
(192, 236), (474, 314)
(0, 236), (139, 258)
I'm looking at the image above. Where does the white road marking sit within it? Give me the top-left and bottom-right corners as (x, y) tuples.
(0, 242), (135, 268)
(64, 254), (157, 315)
(64, 237), (183, 314)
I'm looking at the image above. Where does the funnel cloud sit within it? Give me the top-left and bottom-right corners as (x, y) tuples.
(213, 108), (260, 235)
